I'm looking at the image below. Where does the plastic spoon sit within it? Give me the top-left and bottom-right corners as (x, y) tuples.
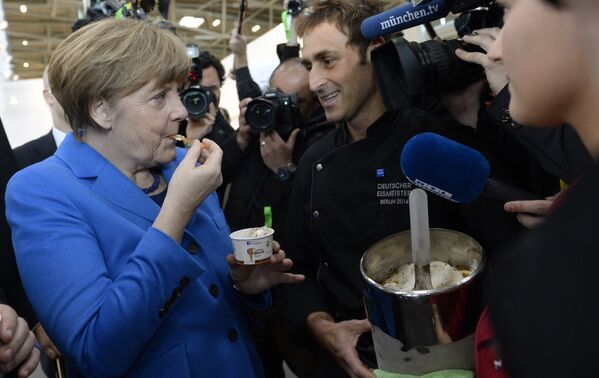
(170, 134), (205, 149)
(409, 188), (433, 290)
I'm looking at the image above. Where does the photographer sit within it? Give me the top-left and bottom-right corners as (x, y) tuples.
(184, 50), (235, 145)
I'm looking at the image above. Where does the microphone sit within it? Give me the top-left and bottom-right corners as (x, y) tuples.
(361, 0), (449, 39)
(400, 132), (541, 203)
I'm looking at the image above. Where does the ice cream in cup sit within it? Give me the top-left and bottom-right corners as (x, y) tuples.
(230, 226), (275, 265)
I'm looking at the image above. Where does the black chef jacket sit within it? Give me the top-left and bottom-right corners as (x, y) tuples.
(283, 108), (522, 336)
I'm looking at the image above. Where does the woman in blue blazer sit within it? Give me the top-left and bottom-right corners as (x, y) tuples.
(5, 18), (303, 377)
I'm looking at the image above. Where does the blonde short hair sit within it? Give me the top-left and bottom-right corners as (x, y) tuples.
(48, 18), (190, 137)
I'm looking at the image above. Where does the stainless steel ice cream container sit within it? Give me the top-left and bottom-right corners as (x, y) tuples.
(360, 228), (485, 375)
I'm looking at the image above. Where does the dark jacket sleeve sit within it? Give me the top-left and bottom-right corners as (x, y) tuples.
(276, 43), (300, 62)
(0, 127), (38, 326)
(235, 66), (262, 101)
(220, 134), (250, 186)
(282, 150), (332, 334)
(484, 86), (593, 184)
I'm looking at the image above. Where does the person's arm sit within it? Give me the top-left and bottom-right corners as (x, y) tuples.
(277, 9), (300, 62)
(306, 312), (374, 378)
(229, 28), (262, 100)
(221, 98), (254, 185)
(6, 143), (222, 377)
(0, 304), (39, 377)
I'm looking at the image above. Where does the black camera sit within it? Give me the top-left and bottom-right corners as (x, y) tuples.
(179, 45), (216, 119)
(245, 89), (301, 138)
(373, 38), (485, 110)
(372, 3), (502, 110)
(287, 0), (308, 16)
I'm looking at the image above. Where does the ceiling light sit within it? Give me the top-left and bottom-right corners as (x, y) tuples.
(22, 40), (28, 46)
(251, 25), (261, 33)
(0, 21), (8, 30)
(212, 19), (221, 27)
(19, 4), (27, 13)
(23, 62), (29, 68)
(440, 18), (446, 26)
(179, 16), (205, 28)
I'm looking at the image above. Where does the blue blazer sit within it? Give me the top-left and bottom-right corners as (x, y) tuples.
(6, 134), (264, 378)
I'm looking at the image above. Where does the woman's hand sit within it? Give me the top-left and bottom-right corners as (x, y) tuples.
(169, 138), (223, 210)
(155, 139), (223, 242)
(227, 241), (304, 295)
(455, 27), (508, 95)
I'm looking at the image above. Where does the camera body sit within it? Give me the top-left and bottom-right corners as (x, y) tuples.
(287, 0), (308, 16)
(372, 1), (501, 110)
(179, 45), (216, 119)
(245, 89), (301, 139)
(373, 37), (485, 110)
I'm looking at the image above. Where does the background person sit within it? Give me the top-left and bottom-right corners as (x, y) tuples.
(184, 51), (235, 145)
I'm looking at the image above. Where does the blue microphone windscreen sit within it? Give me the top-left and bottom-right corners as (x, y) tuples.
(400, 132), (490, 203)
(361, 0), (449, 39)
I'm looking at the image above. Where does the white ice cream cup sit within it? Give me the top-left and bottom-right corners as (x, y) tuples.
(230, 227), (275, 265)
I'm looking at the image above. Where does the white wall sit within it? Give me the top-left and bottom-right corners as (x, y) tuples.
(0, 78), (51, 149)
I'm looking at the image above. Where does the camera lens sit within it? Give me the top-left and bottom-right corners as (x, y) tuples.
(372, 37), (484, 110)
(180, 86), (212, 119)
(246, 99), (277, 133)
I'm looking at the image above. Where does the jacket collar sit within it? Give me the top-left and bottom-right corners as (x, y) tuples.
(55, 133), (179, 222)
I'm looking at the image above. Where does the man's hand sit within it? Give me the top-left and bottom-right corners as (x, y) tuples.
(230, 27), (248, 56)
(227, 240), (304, 295)
(441, 80), (485, 129)
(260, 129), (300, 174)
(307, 312), (374, 378)
(236, 97), (254, 151)
(230, 25), (249, 69)
(455, 28), (508, 95)
(34, 325), (61, 361)
(0, 304), (40, 377)
(186, 103), (218, 141)
(504, 194), (557, 229)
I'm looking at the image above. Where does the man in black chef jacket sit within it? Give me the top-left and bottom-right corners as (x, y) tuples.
(282, 1), (522, 377)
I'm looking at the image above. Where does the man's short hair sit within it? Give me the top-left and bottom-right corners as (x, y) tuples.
(48, 18), (189, 138)
(196, 51), (226, 86)
(296, 0), (384, 63)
